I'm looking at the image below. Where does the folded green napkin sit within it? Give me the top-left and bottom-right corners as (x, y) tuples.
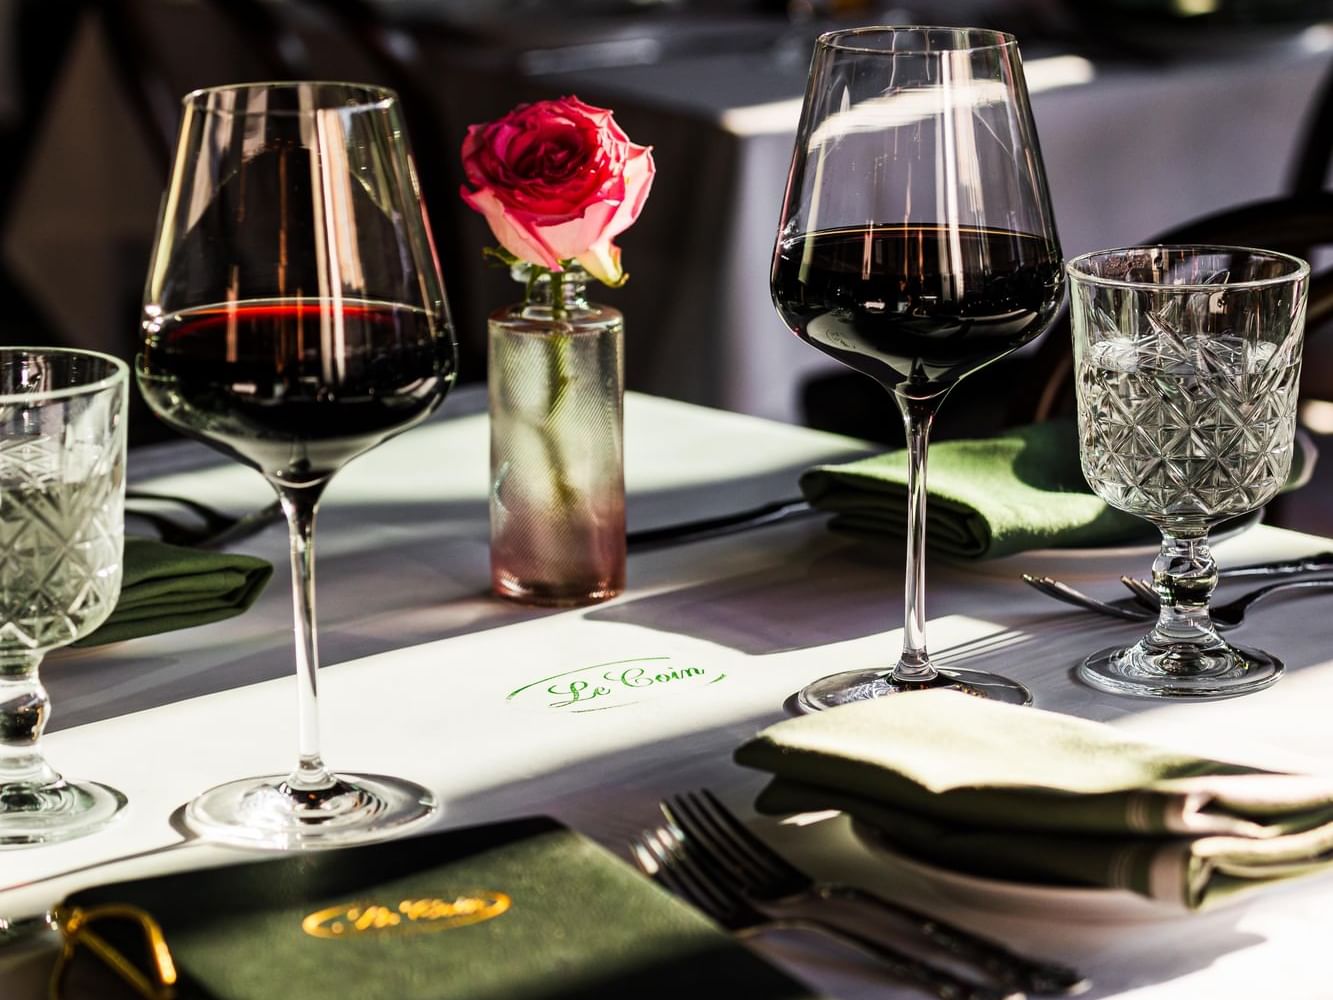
(735, 691), (1333, 909)
(75, 537), (273, 646)
(799, 418), (1311, 559)
(58, 817), (823, 1000)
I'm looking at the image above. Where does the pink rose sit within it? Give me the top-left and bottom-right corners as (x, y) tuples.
(460, 96), (654, 285)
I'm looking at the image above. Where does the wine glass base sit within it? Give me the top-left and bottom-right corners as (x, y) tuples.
(185, 772), (437, 850)
(796, 667), (1032, 713)
(0, 779), (126, 848)
(1077, 643), (1282, 699)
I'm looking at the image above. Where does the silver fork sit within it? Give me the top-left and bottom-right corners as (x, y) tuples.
(631, 825), (1019, 1000)
(1021, 574), (1157, 624)
(1118, 576), (1333, 628)
(663, 790), (1087, 997)
(125, 491), (283, 549)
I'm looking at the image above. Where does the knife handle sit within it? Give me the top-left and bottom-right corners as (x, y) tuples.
(1220, 552), (1333, 579)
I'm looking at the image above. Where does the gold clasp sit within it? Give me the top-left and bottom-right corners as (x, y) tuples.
(49, 904), (177, 1000)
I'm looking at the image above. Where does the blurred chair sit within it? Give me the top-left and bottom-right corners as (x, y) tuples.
(1018, 192), (1333, 425)
(97, 0), (314, 173)
(1291, 55), (1333, 197)
(0, 1), (83, 349)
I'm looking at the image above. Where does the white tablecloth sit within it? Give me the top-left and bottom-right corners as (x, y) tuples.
(2, 391), (1332, 999)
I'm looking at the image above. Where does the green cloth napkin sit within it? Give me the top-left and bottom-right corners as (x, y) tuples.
(59, 817), (824, 1000)
(735, 690), (1333, 909)
(799, 418), (1312, 559)
(74, 537), (273, 646)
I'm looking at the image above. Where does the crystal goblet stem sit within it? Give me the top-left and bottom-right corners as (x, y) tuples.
(284, 484), (330, 790)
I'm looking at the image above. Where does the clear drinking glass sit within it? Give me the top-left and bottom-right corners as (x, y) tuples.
(772, 28), (1065, 710)
(0, 348), (127, 846)
(138, 83), (457, 848)
(1070, 245), (1309, 698)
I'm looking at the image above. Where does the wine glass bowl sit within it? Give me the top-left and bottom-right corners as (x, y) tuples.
(0, 348), (128, 846)
(772, 27), (1064, 710)
(138, 82), (455, 848)
(139, 83), (453, 489)
(1070, 245), (1309, 698)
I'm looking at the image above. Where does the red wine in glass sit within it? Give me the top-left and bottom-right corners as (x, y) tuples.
(140, 299), (454, 485)
(772, 225), (1062, 396)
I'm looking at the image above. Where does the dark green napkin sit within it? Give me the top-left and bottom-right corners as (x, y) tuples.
(75, 537), (273, 646)
(57, 817), (824, 1000)
(799, 418), (1312, 559)
(735, 691), (1333, 909)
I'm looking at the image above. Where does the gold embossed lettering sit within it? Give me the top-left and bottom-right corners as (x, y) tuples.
(303, 892), (512, 939)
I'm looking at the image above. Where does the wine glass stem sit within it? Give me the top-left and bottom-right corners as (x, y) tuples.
(277, 483), (335, 791)
(1150, 527), (1220, 642)
(894, 392), (943, 684)
(0, 651), (59, 786)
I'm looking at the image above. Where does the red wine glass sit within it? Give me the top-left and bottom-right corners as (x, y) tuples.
(772, 28), (1064, 710)
(138, 83), (456, 847)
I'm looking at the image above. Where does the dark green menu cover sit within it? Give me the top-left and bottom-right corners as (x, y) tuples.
(55, 817), (823, 1000)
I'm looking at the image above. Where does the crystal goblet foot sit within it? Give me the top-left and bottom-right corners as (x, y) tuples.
(1, 657), (126, 847)
(1076, 530), (1281, 698)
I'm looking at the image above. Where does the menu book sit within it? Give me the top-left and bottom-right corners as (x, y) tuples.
(54, 817), (823, 999)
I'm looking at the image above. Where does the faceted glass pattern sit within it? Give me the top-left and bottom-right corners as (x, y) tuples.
(1078, 333), (1300, 526)
(1070, 246), (1309, 699)
(0, 435), (122, 651)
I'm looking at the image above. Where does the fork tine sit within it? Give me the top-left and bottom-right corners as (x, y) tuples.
(1024, 576), (1093, 606)
(693, 794), (805, 880)
(636, 827), (750, 929)
(1022, 574), (1152, 623)
(1118, 577), (1159, 611)
(632, 830), (708, 909)
(636, 827), (1022, 1000)
(664, 793), (786, 892)
(687, 794), (810, 896)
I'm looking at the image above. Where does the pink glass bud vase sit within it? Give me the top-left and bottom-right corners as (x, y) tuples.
(488, 264), (626, 606)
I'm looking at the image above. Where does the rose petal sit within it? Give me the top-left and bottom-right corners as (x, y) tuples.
(537, 199), (620, 261)
(597, 143), (655, 243)
(577, 241), (624, 286)
(459, 185), (562, 271)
